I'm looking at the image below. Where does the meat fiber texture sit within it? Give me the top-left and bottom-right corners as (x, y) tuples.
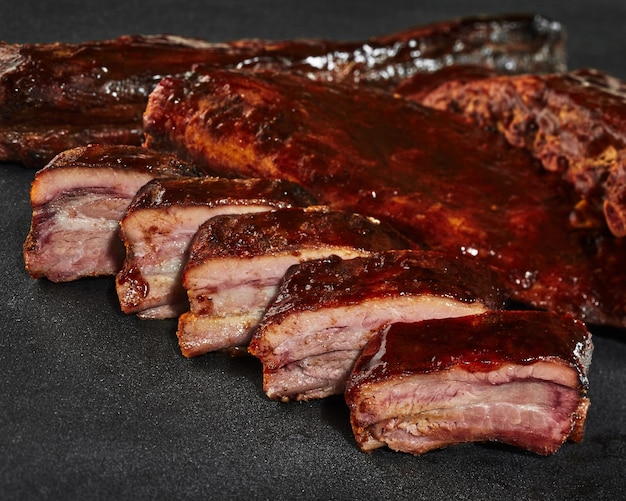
(142, 68), (626, 328)
(398, 67), (626, 238)
(176, 206), (416, 357)
(248, 250), (508, 402)
(23, 144), (201, 282)
(345, 311), (593, 456)
(115, 176), (317, 319)
(0, 14), (566, 167)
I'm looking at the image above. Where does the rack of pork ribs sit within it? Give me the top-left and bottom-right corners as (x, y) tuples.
(8, 12), (620, 456)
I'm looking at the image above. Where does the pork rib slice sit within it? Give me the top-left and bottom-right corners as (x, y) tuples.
(115, 177), (316, 319)
(177, 207), (416, 357)
(399, 67), (626, 237)
(143, 68), (626, 328)
(345, 310), (593, 456)
(248, 250), (507, 401)
(0, 14), (565, 167)
(23, 144), (201, 282)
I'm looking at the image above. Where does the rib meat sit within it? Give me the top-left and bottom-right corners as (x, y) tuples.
(177, 207), (416, 357)
(248, 251), (507, 401)
(345, 311), (593, 456)
(116, 177), (316, 319)
(143, 68), (626, 328)
(0, 14), (566, 167)
(23, 144), (201, 282)
(399, 67), (626, 237)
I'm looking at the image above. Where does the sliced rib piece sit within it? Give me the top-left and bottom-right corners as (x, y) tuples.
(143, 68), (626, 328)
(116, 177), (316, 319)
(177, 207), (416, 357)
(248, 250), (507, 401)
(0, 14), (565, 167)
(399, 68), (626, 236)
(23, 144), (201, 282)
(345, 311), (593, 456)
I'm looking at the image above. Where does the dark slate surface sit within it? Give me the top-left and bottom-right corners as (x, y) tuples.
(1, 1), (625, 499)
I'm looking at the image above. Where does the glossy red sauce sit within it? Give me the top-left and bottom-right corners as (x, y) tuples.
(1, 14), (564, 166)
(144, 69), (626, 326)
(187, 208), (416, 263)
(41, 144), (202, 176)
(354, 310), (592, 383)
(262, 251), (507, 322)
(125, 177), (316, 212)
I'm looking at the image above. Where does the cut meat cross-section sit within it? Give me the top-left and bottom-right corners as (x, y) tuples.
(249, 250), (507, 401)
(23, 144), (202, 282)
(177, 207), (417, 357)
(345, 310), (593, 456)
(115, 176), (316, 319)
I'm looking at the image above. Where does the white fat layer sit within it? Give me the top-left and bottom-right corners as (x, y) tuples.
(184, 247), (367, 291)
(354, 376), (584, 455)
(25, 193), (129, 281)
(31, 168), (154, 206)
(121, 204), (271, 243)
(352, 363), (582, 426)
